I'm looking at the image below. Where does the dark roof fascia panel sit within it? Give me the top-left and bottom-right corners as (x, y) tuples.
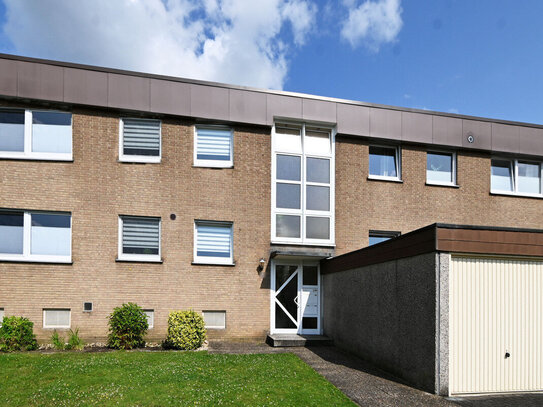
(320, 224), (437, 274)
(322, 223), (543, 275)
(1, 53), (543, 156)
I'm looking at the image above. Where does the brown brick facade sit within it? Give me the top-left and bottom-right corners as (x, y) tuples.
(0, 102), (272, 342)
(1, 101), (543, 343)
(335, 136), (543, 255)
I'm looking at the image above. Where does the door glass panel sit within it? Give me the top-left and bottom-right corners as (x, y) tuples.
(277, 155), (301, 181)
(275, 265), (298, 329)
(302, 317), (318, 329)
(303, 266), (318, 285)
(276, 183), (301, 209)
(306, 186), (330, 211)
(306, 157), (330, 183)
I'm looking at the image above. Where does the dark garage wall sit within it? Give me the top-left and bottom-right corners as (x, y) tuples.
(322, 252), (438, 393)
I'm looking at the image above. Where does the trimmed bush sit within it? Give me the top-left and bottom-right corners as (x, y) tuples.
(0, 316), (38, 352)
(164, 310), (206, 350)
(107, 303), (148, 349)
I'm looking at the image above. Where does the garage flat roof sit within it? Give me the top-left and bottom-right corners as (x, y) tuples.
(321, 223), (543, 274)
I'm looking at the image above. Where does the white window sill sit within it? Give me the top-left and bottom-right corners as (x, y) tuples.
(0, 255), (72, 264)
(205, 326), (226, 330)
(116, 256), (163, 263)
(119, 156), (161, 164)
(0, 152), (73, 161)
(367, 175), (403, 183)
(193, 160), (233, 169)
(43, 326), (70, 330)
(490, 191), (543, 199)
(192, 261), (236, 267)
(426, 182), (460, 188)
(271, 240), (336, 247)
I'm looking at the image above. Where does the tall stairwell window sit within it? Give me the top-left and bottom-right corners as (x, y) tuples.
(272, 123), (334, 245)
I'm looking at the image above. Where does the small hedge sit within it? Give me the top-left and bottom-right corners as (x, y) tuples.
(164, 310), (206, 350)
(0, 316), (38, 352)
(107, 303), (148, 349)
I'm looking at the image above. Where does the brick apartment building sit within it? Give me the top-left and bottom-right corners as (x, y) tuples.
(0, 54), (542, 394)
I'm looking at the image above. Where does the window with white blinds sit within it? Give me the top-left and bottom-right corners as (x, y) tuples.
(120, 118), (161, 162)
(203, 311), (226, 329)
(0, 308), (4, 327)
(194, 221), (233, 264)
(118, 216), (161, 261)
(43, 309), (70, 328)
(194, 126), (233, 167)
(144, 309), (154, 329)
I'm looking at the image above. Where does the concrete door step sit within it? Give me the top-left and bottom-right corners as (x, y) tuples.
(266, 334), (333, 347)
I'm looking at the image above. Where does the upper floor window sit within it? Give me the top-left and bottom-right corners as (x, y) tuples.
(427, 151), (456, 186)
(0, 210), (71, 263)
(368, 230), (400, 246)
(491, 158), (542, 197)
(369, 146), (400, 181)
(0, 109), (72, 160)
(194, 221), (234, 265)
(118, 216), (161, 262)
(272, 123), (334, 245)
(194, 126), (233, 168)
(119, 118), (161, 163)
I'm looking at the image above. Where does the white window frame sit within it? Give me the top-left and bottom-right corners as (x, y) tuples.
(0, 210), (72, 263)
(368, 145), (401, 182)
(368, 230), (401, 246)
(118, 118), (161, 163)
(491, 158), (543, 198)
(43, 309), (71, 329)
(203, 310), (226, 329)
(426, 151), (457, 186)
(193, 125), (234, 168)
(271, 122), (335, 246)
(144, 309), (154, 329)
(117, 216), (162, 263)
(193, 220), (234, 265)
(0, 308), (4, 327)
(0, 109), (72, 161)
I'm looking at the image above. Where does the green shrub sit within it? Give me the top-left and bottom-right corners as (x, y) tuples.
(0, 316), (38, 352)
(51, 331), (65, 350)
(164, 310), (206, 350)
(107, 303), (148, 349)
(65, 328), (84, 350)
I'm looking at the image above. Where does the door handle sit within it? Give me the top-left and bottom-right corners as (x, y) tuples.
(294, 295), (299, 307)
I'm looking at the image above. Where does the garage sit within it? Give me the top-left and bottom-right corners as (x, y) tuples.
(321, 223), (543, 396)
(450, 256), (543, 395)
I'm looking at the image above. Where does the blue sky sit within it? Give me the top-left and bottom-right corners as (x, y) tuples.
(0, 0), (542, 124)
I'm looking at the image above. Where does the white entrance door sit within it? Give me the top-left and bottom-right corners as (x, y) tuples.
(271, 260), (321, 335)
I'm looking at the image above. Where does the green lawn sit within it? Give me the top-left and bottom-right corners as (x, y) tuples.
(0, 351), (355, 406)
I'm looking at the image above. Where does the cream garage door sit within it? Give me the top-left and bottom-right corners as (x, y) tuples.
(450, 256), (543, 395)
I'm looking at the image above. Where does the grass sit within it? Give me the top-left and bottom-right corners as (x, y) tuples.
(0, 351), (355, 406)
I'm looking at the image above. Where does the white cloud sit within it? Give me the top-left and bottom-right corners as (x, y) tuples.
(2, 0), (317, 89)
(341, 0), (403, 51)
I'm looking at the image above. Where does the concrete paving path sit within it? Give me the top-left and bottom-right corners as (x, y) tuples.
(208, 342), (543, 407)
